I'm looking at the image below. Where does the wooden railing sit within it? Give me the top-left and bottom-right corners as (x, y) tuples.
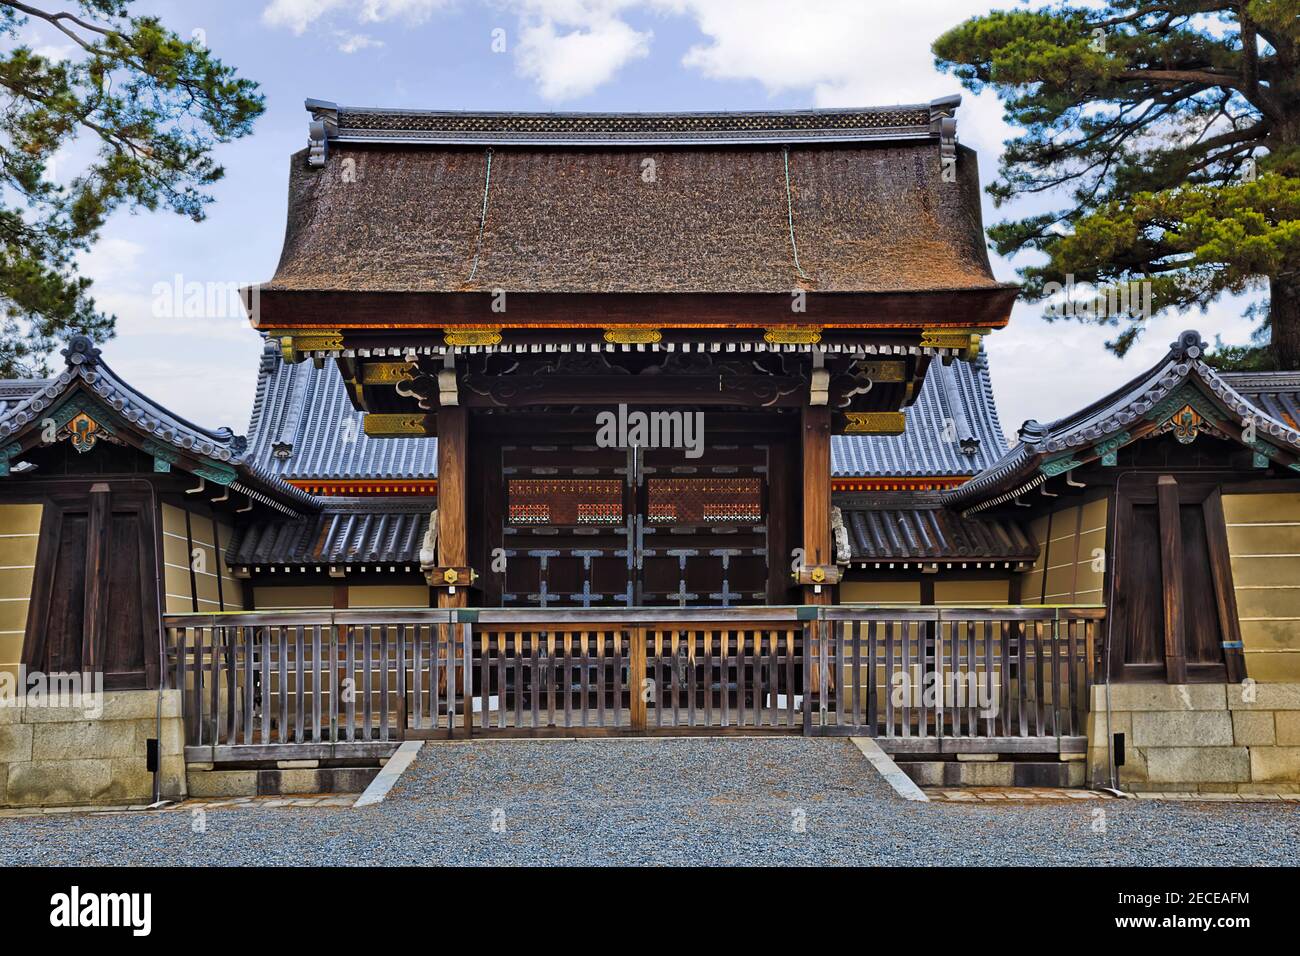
(805, 607), (1105, 752)
(163, 605), (1103, 760)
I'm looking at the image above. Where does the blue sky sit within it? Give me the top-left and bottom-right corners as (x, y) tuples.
(25, 0), (1262, 436)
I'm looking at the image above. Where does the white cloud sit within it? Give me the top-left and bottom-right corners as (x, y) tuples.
(76, 238), (145, 284)
(262, 0), (450, 35)
(513, 1), (652, 100)
(336, 31), (385, 53)
(986, 296), (1261, 442)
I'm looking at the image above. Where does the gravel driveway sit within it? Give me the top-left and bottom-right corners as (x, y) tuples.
(1, 738), (1295, 866)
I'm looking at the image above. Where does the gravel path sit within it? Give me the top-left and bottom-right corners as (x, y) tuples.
(1, 738), (1295, 866)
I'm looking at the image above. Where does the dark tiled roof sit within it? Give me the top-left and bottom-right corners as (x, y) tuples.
(0, 338), (317, 513)
(1220, 371), (1300, 430)
(248, 341), (438, 481)
(247, 341), (1004, 482)
(839, 497), (1035, 564)
(0, 379), (51, 418)
(226, 499), (430, 567)
(948, 331), (1300, 512)
(262, 100), (1003, 296)
(832, 352), (1006, 477)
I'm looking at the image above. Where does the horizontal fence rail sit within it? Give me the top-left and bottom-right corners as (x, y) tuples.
(164, 605), (1103, 759)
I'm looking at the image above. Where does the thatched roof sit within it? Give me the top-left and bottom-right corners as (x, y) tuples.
(260, 99), (1006, 297)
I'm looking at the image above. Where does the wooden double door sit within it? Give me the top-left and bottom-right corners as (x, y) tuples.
(498, 443), (774, 608)
(1110, 475), (1245, 683)
(23, 482), (161, 689)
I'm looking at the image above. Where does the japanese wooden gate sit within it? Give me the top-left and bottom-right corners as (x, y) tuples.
(165, 605), (1103, 760)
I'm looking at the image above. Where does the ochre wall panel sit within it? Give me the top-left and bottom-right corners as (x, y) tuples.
(934, 579), (1010, 606)
(0, 504), (42, 678)
(839, 580), (922, 605)
(1016, 499), (1107, 606)
(1224, 492), (1300, 682)
(252, 586), (334, 610)
(347, 585), (431, 608)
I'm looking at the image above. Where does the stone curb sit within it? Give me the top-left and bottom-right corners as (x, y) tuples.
(850, 736), (930, 802)
(354, 740), (423, 808)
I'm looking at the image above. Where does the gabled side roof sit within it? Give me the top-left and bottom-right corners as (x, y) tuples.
(833, 351), (1006, 478)
(1220, 371), (1300, 430)
(0, 337), (317, 514)
(248, 340), (439, 482)
(948, 330), (1300, 512)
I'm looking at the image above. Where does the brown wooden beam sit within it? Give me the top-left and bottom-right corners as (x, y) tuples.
(801, 404), (832, 606)
(252, 288), (1018, 333)
(459, 375), (808, 407)
(436, 406), (470, 612)
(1156, 475), (1188, 684)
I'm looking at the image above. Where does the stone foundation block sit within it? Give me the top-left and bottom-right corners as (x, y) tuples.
(1275, 712), (1300, 746)
(1094, 683), (1225, 712)
(947, 761), (1014, 787)
(32, 720), (139, 760)
(1144, 747), (1250, 784)
(186, 770), (258, 798)
(1227, 684), (1300, 711)
(1249, 748), (1300, 783)
(1131, 711), (1233, 747)
(1011, 762), (1072, 787)
(5, 760), (114, 806)
(897, 762), (944, 787)
(1232, 711), (1276, 746)
(0, 724), (33, 763)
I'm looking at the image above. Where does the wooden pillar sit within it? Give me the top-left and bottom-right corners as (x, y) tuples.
(436, 406), (469, 611)
(801, 404), (832, 606)
(1156, 475), (1188, 684)
(81, 482), (112, 672)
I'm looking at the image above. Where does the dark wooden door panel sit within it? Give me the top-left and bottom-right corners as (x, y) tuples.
(1120, 503), (1163, 667)
(1180, 504), (1225, 665)
(45, 513), (88, 673)
(102, 511), (147, 678)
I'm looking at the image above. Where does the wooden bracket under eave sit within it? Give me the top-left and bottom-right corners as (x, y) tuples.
(919, 328), (987, 362)
(842, 411), (906, 435)
(362, 413), (431, 437)
(276, 328), (344, 364)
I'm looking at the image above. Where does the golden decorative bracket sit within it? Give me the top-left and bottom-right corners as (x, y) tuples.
(443, 327), (502, 347)
(361, 361), (417, 385)
(843, 411), (906, 435)
(919, 328), (987, 361)
(764, 326), (822, 345)
(362, 413), (429, 437)
(603, 327), (662, 345)
(276, 328), (344, 363)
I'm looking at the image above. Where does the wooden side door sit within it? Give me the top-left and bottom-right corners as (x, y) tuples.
(1110, 476), (1244, 683)
(24, 483), (161, 689)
